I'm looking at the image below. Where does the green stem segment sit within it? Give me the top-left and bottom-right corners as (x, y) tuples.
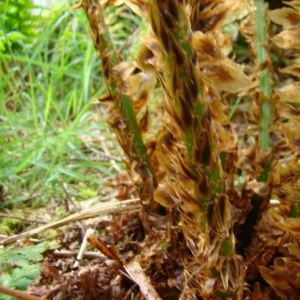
(238, 0), (273, 256)
(254, 0), (272, 149)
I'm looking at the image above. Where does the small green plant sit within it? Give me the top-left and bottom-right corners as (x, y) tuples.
(0, 2), (120, 209)
(0, 241), (59, 299)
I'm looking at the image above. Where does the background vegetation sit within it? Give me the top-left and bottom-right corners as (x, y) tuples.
(0, 0), (130, 295)
(0, 0), (125, 210)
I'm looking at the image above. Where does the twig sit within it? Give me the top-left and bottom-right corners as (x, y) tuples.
(0, 199), (140, 246)
(58, 180), (80, 213)
(52, 250), (104, 259)
(73, 228), (95, 267)
(0, 213), (47, 224)
(124, 261), (162, 300)
(0, 235), (42, 243)
(87, 233), (125, 271)
(0, 285), (45, 300)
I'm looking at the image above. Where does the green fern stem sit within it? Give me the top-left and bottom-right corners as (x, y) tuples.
(254, 0), (272, 149)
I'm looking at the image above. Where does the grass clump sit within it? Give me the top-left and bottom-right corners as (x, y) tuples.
(0, 1), (124, 210)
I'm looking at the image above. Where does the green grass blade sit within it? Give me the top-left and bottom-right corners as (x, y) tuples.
(254, 0), (272, 149)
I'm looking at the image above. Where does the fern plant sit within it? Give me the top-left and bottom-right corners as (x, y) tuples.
(0, 0), (43, 51)
(0, 241), (59, 299)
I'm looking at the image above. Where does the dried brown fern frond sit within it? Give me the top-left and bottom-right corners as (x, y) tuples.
(75, 0), (164, 233)
(74, 0), (300, 298)
(133, 0), (256, 298)
(234, 1), (300, 297)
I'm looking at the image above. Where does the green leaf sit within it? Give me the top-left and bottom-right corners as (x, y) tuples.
(214, 290), (233, 298)
(219, 241), (233, 257)
(0, 241), (60, 291)
(0, 241), (59, 272)
(1, 265), (40, 290)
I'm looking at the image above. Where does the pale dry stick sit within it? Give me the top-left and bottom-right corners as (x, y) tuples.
(73, 228), (95, 268)
(0, 199), (140, 246)
(124, 261), (162, 300)
(0, 235), (42, 243)
(53, 249), (104, 259)
(0, 213), (47, 224)
(0, 285), (45, 300)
